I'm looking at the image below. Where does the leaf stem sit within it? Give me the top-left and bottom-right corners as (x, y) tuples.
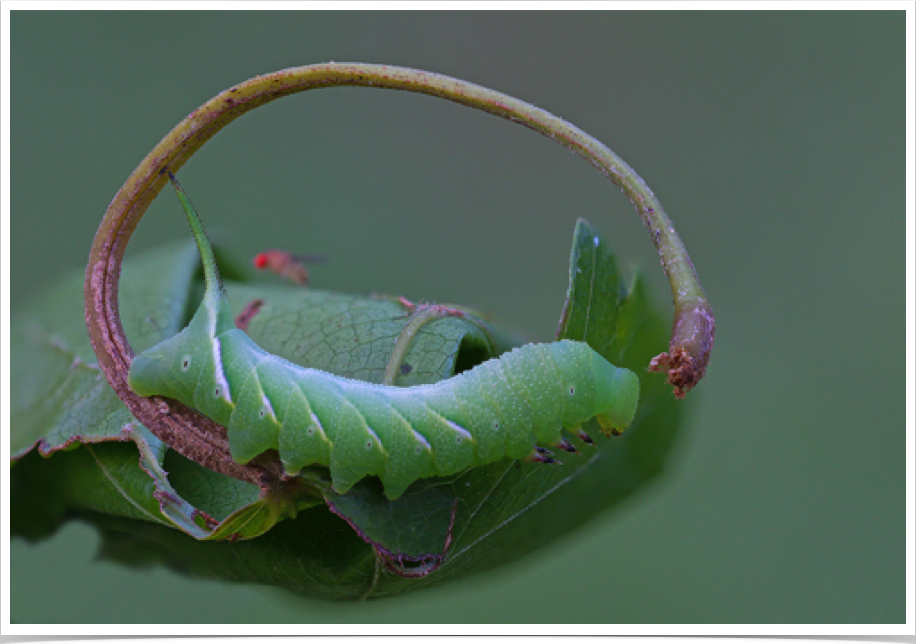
(85, 63), (714, 488)
(382, 301), (497, 386)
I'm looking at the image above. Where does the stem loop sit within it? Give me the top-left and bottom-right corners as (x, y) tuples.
(85, 63), (714, 488)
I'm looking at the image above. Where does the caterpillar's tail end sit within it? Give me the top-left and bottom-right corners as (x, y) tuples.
(127, 350), (173, 399)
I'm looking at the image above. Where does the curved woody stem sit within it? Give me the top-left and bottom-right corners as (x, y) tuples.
(85, 63), (715, 489)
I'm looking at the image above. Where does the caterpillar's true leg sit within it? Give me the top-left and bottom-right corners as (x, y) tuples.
(568, 425), (596, 447)
(526, 448), (561, 465)
(551, 437), (579, 454)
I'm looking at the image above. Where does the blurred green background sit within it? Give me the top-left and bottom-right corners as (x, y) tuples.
(9, 11), (905, 623)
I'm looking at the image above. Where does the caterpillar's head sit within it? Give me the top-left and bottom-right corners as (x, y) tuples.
(591, 355), (640, 436)
(548, 340), (640, 435)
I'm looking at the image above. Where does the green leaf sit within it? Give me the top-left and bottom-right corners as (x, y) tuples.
(11, 222), (686, 599)
(325, 478), (459, 576)
(224, 284), (506, 387)
(328, 219), (686, 597)
(10, 241), (201, 459)
(11, 240), (511, 545)
(558, 218), (630, 357)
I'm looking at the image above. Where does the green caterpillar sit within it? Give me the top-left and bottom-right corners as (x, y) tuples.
(128, 173), (640, 500)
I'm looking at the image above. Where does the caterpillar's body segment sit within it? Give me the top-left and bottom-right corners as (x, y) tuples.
(128, 174), (640, 499)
